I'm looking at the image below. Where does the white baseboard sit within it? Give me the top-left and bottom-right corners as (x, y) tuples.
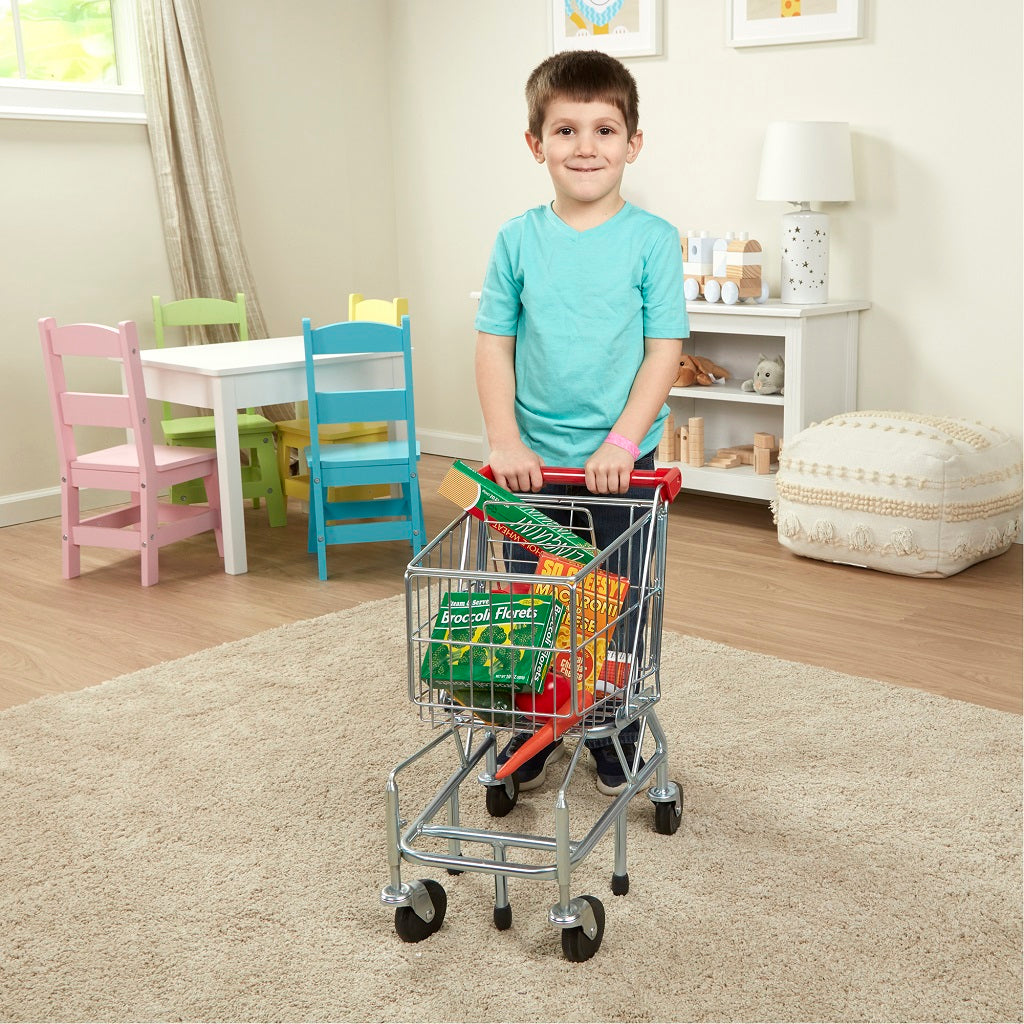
(417, 429), (484, 463)
(0, 487), (127, 528)
(0, 486), (60, 527)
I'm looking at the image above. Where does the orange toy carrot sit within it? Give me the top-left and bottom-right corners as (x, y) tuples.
(495, 688), (596, 780)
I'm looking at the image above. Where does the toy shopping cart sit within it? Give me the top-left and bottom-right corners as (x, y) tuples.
(380, 466), (684, 961)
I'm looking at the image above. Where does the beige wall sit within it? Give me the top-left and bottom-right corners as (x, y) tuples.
(1, 0), (396, 526)
(389, 0), (1023, 449)
(198, 1), (398, 334)
(0, 119), (173, 523)
(4, 0), (1022, 525)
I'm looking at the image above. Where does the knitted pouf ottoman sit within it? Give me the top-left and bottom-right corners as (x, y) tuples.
(772, 411), (1023, 577)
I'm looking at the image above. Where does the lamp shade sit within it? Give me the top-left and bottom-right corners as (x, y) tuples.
(756, 121), (854, 203)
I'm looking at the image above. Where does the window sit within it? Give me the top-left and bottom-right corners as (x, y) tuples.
(0, 0), (144, 123)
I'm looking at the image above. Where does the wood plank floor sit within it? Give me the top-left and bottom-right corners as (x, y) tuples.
(2, 454), (1020, 714)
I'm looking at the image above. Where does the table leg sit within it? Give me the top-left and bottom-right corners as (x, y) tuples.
(211, 378), (248, 574)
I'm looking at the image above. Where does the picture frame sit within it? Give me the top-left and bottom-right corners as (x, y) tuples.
(726, 0), (864, 48)
(550, 0), (663, 59)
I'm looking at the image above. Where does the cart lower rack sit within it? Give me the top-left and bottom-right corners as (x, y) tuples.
(381, 466), (684, 961)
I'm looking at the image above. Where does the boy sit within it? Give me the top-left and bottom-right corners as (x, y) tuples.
(474, 50), (688, 795)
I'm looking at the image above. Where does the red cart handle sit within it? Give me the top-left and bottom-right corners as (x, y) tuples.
(480, 464), (682, 503)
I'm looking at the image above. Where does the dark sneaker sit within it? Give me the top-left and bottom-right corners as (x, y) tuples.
(497, 732), (565, 791)
(589, 743), (645, 796)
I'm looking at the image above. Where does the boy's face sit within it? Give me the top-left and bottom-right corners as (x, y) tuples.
(526, 98), (642, 217)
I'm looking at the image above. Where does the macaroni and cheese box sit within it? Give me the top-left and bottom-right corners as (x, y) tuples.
(532, 553), (629, 694)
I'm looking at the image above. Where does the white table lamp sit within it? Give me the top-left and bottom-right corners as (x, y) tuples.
(757, 121), (854, 304)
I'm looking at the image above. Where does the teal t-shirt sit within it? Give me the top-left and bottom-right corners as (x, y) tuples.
(475, 201), (688, 467)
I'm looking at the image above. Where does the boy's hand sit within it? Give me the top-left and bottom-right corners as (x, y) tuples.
(488, 443), (546, 493)
(585, 443), (635, 495)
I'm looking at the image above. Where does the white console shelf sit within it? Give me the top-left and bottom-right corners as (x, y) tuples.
(663, 299), (870, 501)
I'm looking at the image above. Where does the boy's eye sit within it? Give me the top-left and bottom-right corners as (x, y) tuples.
(557, 127), (574, 136)
(597, 126), (614, 135)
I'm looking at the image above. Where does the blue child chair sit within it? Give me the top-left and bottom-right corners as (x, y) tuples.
(303, 314), (425, 579)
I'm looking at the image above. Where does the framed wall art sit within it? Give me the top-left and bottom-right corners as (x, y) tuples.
(550, 0), (663, 58)
(726, 0), (864, 48)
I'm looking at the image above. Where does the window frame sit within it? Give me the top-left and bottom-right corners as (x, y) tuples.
(0, 0), (145, 124)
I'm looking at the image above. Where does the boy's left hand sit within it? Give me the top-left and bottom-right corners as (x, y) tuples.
(585, 443), (635, 495)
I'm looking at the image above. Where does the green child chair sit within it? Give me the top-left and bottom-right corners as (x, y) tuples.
(153, 293), (286, 527)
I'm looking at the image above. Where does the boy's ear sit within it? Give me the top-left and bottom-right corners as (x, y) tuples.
(525, 130), (545, 163)
(626, 128), (644, 164)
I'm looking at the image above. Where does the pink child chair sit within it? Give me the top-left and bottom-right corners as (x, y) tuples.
(39, 317), (224, 586)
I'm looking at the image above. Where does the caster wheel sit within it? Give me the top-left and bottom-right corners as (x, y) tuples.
(654, 781), (684, 835)
(485, 774), (519, 817)
(561, 895), (605, 962)
(394, 879), (447, 942)
(493, 904), (512, 930)
(611, 872), (630, 896)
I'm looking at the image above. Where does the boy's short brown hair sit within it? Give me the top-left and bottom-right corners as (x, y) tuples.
(525, 49), (639, 139)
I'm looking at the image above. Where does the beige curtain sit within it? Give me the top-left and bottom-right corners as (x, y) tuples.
(138, 0), (294, 421)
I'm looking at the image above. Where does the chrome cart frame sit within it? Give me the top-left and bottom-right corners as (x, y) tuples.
(381, 466), (684, 960)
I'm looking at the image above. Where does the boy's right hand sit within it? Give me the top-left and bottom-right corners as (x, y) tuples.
(487, 443), (546, 494)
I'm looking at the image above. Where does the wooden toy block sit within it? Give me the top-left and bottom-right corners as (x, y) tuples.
(686, 417), (705, 467)
(754, 447), (772, 474)
(657, 414), (677, 461)
(718, 444), (754, 465)
(677, 427), (689, 463)
(754, 432), (776, 449)
(708, 454), (742, 469)
(712, 237), (729, 278)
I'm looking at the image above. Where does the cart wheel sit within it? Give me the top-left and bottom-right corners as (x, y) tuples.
(394, 879), (447, 943)
(485, 774), (519, 817)
(561, 895), (605, 962)
(653, 781), (684, 835)
(493, 903), (512, 930)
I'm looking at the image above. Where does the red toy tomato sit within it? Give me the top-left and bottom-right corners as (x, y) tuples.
(515, 669), (571, 717)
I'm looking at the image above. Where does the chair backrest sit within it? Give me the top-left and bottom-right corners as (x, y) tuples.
(152, 293), (248, 347)
(152, 292), (248, 417)
(39, 317), (158, 477)
(348, 293), (408, 326)
(303, 315), (417, 462)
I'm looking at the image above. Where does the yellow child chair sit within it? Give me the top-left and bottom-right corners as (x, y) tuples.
(274, 293), (407, 507)
(153, 293), (287, 527)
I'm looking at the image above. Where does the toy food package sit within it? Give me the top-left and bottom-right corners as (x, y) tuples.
(421, 591), (564, 695)
(437, 460), (598, 564)
(531, 553), (629, 695)
(439, 685), (518, 730)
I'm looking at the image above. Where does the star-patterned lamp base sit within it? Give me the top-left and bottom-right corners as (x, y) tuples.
(780, 205), (830, 304)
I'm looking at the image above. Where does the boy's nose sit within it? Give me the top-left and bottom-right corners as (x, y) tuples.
(575, 134), (598, 155)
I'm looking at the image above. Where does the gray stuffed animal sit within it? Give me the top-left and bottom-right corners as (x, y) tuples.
(741, 354), (785, 396)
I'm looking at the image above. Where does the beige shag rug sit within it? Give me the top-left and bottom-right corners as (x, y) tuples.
(0, 595), (1020, 1024)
